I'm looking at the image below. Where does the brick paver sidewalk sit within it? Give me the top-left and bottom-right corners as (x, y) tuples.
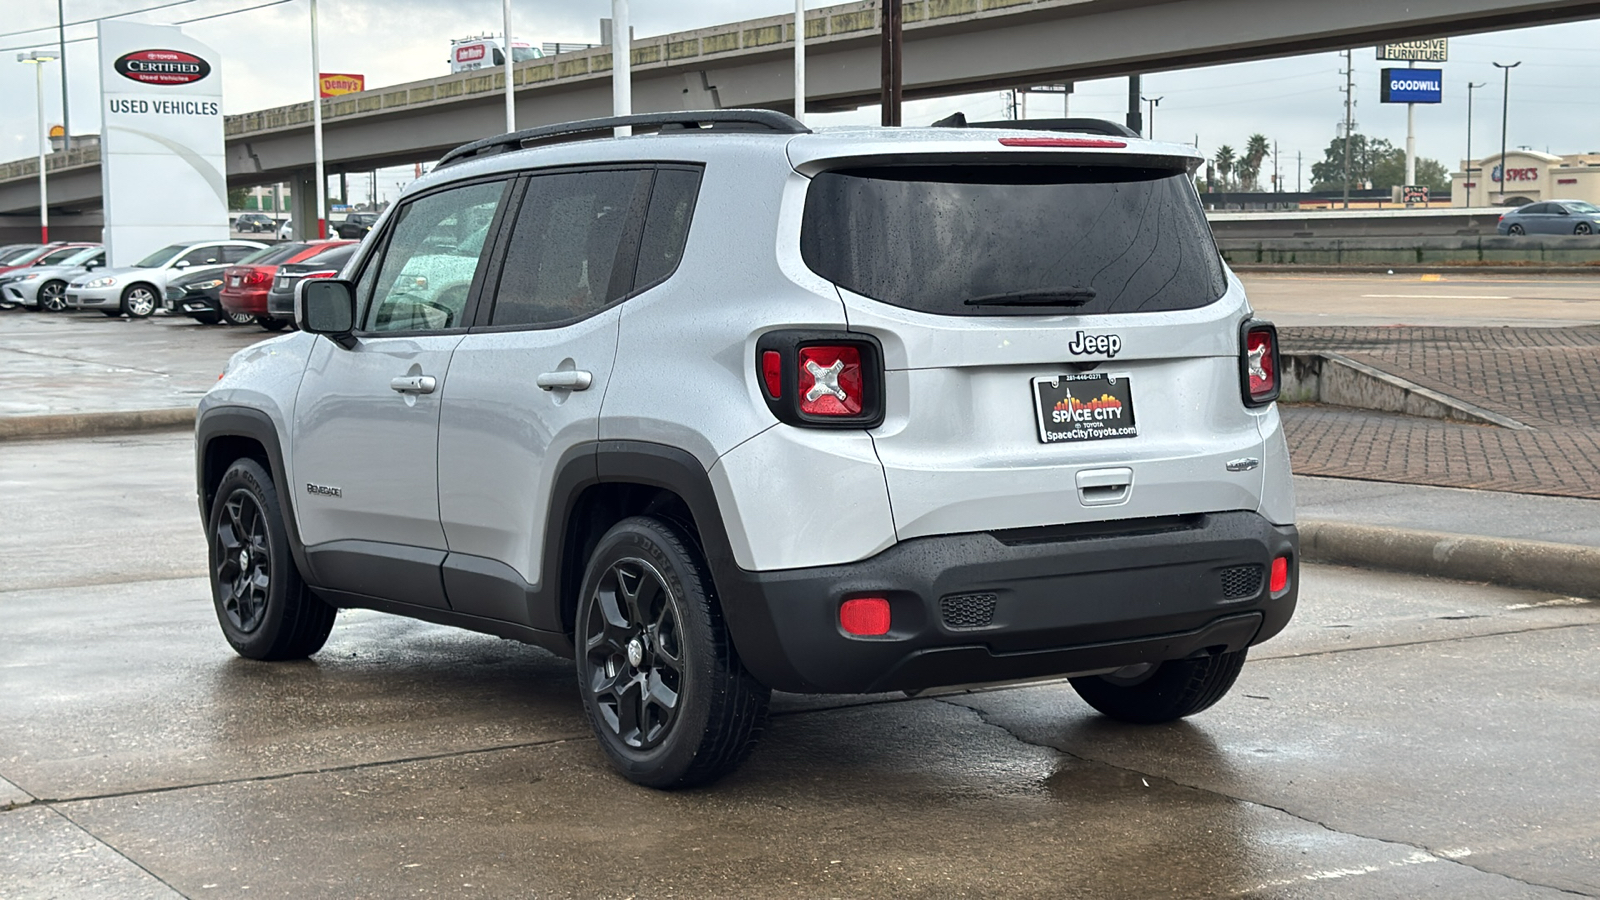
(1280, 325), (1600, 499)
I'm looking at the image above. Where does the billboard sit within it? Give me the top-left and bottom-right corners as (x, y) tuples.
(319, 72), (365, 97)
(1381, 68), (1443, 104)
(1377, 39), (1448, 62)
(97, 20), (226, 267)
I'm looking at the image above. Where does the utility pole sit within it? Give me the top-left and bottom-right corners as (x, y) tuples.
(310, 0), (326, 238)
(56, 0), (70, 152)
(1126, 75), (1143, 136)
(1341, 48), (1354, 209)
(1465, 81), (1486, 207)
(1493, 61), (1520, 205)
(1142, 95), (1162, 139)
(879, 0), (902, 126)
(1297, 151), (1302, 193)
(502, 0), (514, 132)
(612, 0), (632, 135)
(794, 0), (805, 124)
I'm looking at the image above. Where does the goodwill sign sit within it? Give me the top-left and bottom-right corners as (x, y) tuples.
(1381, 68), (1443, 104)
(97, 20), (227, 267)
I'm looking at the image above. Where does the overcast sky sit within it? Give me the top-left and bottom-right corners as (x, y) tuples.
(4, 0), (1599, 204)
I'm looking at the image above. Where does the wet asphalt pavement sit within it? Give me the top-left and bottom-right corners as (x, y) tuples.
(3, 300), (1600, 898)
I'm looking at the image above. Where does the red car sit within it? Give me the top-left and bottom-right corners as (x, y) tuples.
(0, 242), (97, 277)
(219, 241), (353, 331)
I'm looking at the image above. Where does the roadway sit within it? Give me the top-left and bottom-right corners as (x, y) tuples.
(1241, 271), (1600, 327)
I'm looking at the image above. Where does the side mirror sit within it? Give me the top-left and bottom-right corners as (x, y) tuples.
(298, 278), (358, 348)
(1559, 208), (1571, 215)
(173, 260), (191, 269)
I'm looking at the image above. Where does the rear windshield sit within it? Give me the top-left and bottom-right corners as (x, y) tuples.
(800, 164), (1226, 316)
(303, 243), (356, 267)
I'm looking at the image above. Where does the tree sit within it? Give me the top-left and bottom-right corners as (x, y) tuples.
(1239, 134), (1271, 191)
(1310, 132), (1449, 193)
(1213, 145), (1236, 191)
(227, 187), (250, 211)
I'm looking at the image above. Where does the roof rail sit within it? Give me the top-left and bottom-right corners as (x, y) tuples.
(437, 109), (810, 169)
(929, 112), (1140, 139)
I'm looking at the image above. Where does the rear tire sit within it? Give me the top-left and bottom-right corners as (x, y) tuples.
(575, 516), (769, 789)
(1577, 222), (1593, 235)
(224, 309), (255, 326)
(190, 311), (221, 325)
(207, 458), (336, 660)
(256, 316), (289, 332)
(1069, 649), (1247, 724)
(1508, 223), (1526, 236)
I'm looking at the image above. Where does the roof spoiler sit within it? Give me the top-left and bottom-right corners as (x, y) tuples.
(929, 112), (1139, 139)
(438, 109), (810, 169)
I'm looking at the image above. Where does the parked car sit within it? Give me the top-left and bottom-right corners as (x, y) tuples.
(65, 240), (265, 318)
(0, 245), (105, 312)
(333, 212), (380, 239)
(196, 111), (1297, 789)
(234, 213), (279, 234)
(0, 243), (57, 278)
(265, 242), (359, 322)
(276, 219), (294, 240)
(0, 244), (45, 272)
(165, 265), (256, 326)
(1497, 200), (1600, 235)
(219, 240), (352, 330)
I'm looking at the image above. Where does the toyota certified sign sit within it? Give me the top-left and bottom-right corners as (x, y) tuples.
(114, 49), (211, 85)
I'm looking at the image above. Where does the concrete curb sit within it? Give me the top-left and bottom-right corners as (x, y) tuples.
(0, 407), (196, 442)
(1232, 264), (1600, 275)
(1300, 518), (1600, 598)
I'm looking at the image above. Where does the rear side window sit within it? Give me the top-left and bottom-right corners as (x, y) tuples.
(221, 245), (257, 263)
(489, 169), (650, 327)
(634, 167), (702, 290)
(801, 164), (1227, 316)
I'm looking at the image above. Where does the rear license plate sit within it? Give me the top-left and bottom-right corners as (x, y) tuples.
(1033, 373), (1137, 444)
(229, 277), (240, 287)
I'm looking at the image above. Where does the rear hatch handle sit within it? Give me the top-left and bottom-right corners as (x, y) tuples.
(1076, 467), (1133, 507)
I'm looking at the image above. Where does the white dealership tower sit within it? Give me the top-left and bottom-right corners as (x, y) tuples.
(97, 21), (227, 266)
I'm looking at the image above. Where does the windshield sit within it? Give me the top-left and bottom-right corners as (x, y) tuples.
(134, 243), (188, 268)
(304, 243), (356, 267)
(36, 246), (86, 266)
(801, 163), (1226, 316)
(65, 246), (103, 265)
(1567, 202), (1600, 214)
(511, 47), (543, 62)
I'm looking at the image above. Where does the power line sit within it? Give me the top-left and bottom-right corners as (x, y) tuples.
(0, 0), (201, 40)
(0, 0), (293, 54)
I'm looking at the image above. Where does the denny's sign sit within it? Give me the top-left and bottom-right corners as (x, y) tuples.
(319, 73), (365, 98)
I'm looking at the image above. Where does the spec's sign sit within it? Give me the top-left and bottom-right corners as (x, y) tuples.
(114, 49), (211, 85)
(1377, 39), (1447, 62)
(1381, 68), (1443, 104)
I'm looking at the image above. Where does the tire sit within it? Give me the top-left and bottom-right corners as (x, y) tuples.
(1069, 649), (1248, 724)
(207, 458), (336, 660)
(120, 284), (159, 318)
(102, 310), (122, 317)
(189, 311), (221, 325)
(1577, 222), (1593, 235)
(223, 309), (256, 326)
(1508, 223), (1525, 236)
(37, 280), (67, 312)
(575, 516), (770, 789)
(256, 316), (289, 332)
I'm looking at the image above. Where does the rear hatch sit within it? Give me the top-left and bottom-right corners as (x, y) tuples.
(793, 135), (1266, 539)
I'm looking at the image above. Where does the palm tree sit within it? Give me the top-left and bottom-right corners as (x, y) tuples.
(1213, 145), (1236, 191)
(1240, 134), (1271, 191)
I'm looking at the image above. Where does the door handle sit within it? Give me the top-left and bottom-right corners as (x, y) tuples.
(536, 370), (593, 391)
(1076, 467), (1133, 507)
(389, 375), (437, 395)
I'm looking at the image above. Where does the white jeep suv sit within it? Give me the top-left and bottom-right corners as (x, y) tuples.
(196, 111), (1298, 789)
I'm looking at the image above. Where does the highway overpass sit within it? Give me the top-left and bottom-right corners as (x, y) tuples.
(6, 0), (1600, 230)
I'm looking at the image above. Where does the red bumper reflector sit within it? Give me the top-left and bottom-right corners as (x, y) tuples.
(839, 597), (891, 636)
(761, 349), (782, 399)
(1270, 557), (1289, 593)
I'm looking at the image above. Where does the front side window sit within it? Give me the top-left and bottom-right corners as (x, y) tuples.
(221, 245), (258, 263)
(177, 246), (222, 267)
(801, 163), (1227, 316)
(488, 169), (648, 328)
(363, 180), (505, 333)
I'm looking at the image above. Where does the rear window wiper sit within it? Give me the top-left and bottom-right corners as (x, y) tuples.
(963, 287), (1097, 307)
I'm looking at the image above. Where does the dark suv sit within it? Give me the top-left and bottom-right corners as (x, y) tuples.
(333, 212), (380, 239)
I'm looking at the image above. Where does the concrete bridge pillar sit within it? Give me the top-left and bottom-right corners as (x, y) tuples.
(288, 170), (319, 241)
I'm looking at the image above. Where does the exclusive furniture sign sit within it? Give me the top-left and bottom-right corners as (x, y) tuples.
(97, 20), (226, 267)
(1377, 40), (1448, 62)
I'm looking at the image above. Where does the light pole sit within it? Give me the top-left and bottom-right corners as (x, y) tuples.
(1465, 81), (1486, 208)
(17, 50), (57, 243)
(309, 0), (327, 238)
(502, 0), (514, 132)
(794, 0), (805, 124)
(1142, 95), (1163, 140)
(612, 0), (631, 135)
(1493, 61), (1520, 206)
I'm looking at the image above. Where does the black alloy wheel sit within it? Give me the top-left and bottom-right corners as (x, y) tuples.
(1577, 222), (1593, 235)
(585, 557), (687, 752)
(38, 280), (67, 312)
(207, 458), (337, 660)
(121, 284), (158, 318)
(576, 516), (769, 789)
(224, 309), (256, 326)
(1508, 223), (1526, 235)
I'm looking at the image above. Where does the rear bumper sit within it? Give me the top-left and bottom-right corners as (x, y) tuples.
(719, 510), (1298, 694)
(220, 287), (268, 316)
(266, 288), (295, 319)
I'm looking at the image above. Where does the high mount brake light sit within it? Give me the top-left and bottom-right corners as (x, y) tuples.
(1240, 320), (1281, 407)
(999, 137), (1128, 149)
(755, 331), (885, 428)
